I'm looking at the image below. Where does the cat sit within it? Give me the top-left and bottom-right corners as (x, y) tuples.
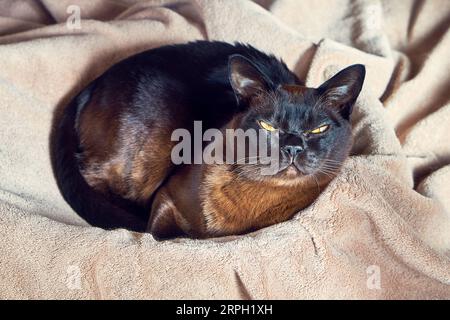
(52, 41), (365, 239)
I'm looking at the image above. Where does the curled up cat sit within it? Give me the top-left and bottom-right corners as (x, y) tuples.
(52, 41), (365, 240)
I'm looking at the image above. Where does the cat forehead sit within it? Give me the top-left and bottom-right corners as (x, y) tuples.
(253, 84), (327, 120)
(280, 84), (309, 96)
(277, 84), (318, 105)
(275, 86), (321, 114)
(271, 100), (331, 127)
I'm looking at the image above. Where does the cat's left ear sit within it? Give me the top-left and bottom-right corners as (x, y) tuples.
(317, 64), (366, 120)
(228, 54), (272, 104)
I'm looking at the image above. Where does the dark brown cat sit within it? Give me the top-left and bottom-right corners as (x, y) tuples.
(52, 41), (365, 239)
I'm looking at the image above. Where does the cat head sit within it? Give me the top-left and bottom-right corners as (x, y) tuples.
(227, 55), (365, 183)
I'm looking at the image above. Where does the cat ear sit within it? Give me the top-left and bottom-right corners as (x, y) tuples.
(317, 64), (365, 119)
(228, 55), (271, 103)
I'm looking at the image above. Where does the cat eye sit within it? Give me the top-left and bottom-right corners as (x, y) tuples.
(258, 121), (276, 132)
(309, 124), (330, 134)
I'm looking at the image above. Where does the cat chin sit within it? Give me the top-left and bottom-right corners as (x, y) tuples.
(234, 167), (306, 186)
(262, 165), (311, 187)
(277, 162), (312, 176)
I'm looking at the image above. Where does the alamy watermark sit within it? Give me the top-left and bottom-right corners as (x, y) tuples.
(66, 265), (82, 290)
(66, 5), (81, 30)
(170, 121), (281, 175)
(366, 265), (381, 290)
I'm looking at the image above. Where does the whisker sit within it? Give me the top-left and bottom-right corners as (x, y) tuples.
(320, 159), (342, 165)
(232, 155), (265, 165)
(310, 174), (321, 193)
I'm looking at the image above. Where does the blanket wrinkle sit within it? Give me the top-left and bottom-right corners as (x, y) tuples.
(0, 0), (449, 299)
(233, 270), (253, 300)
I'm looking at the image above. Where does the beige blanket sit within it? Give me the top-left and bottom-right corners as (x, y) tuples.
(0, 0), (449, 299)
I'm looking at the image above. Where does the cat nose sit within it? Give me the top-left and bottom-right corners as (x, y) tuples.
(284, 145), (303, 158)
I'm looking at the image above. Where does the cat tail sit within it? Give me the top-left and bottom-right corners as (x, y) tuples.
(51, 86), (148, 232)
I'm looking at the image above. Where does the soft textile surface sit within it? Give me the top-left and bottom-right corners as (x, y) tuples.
(0, 0), (449, 299)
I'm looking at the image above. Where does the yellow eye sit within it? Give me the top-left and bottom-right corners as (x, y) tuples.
(309, 125), (329, 134)
(259, 121), (276, 132)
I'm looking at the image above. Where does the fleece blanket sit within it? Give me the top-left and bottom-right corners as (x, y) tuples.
(0, 0), (449, 299)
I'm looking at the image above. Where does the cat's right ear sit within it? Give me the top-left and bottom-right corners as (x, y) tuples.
(228, 55), (271, 104)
